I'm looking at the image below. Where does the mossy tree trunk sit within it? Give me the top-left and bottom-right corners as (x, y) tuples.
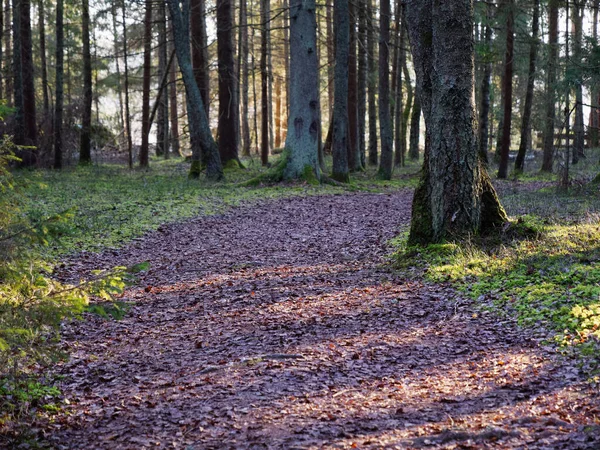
(405, 0), (507, 245)
(283, 0), (320, 181)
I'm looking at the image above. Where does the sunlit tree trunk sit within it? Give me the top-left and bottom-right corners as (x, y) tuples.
(542, 0), (559, 172)
(377, 0), (393, 180)
(80, 0), (93, 165)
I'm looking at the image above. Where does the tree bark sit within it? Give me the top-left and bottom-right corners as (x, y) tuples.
(515, 0), (539, 173)
(217, 0), (240, 165)
(140, 0), (152, 168)
(157, 0), (169, 158)
(167, 0), (223, 180)
(357, 0), (367, 168)
(260, 0), (270, 165)
(38, 0), (48, 116)
(238, 0), (250, 156)
(326, 0), (334, 118)
(4, 0), (11, 106)
(497, 0), (514, 179)
(191, 0), (210, 116)
(80, 0), (93, 165)
(408, 91), (421, 160)
(284, 0), (320, 180)
(53, 0), (64, 169)
(367, 0), (377, 165)
(477, 0), (492, 164)
(331, 0), (350, 182)
(347, 0), (360, 171)
(572, 0), (585, 164)
(122, 0), (133, 169)
(542, 0), (559, 172)
(168, 18), (180, 157)
(393, 15), (406, 168)
(377, 0), (393, 180)
(405, 0), (507, 244)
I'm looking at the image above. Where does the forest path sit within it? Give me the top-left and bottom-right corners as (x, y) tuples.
(48, 191), (599, 449)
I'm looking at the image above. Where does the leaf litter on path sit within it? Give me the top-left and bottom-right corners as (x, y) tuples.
(40, 192), (599, 449)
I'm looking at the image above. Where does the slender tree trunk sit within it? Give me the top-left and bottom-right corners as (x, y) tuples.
(542, 0), (559, 172)
(347, 0), (360, 171)
(326, 0), (334, 118)
(572, 0), (584, 164)
(191, 0), (210, 116)
(283, 0), (289, 117)
(122, 0), (133, 169)
(408, 91), (421, 160)
(38, 0), (48, 116)
(497, 0), (514, 179)
(238, 0), (250, 156)
(167, 0), (223, 179)
(477, 0), (492, 164)
(401, 48), (412, 164)
(357, 0), (367, 168)
(4, 0), (11, 106)
(284, 0), (320, 180)
(12, 0), (24, 146)
(377, 0), (393, 180)
(393, 15), (406, 167)
(367, 0), (377, 165)
(515, 0), (539, 173)
(275, 76), (282, 148)
(168, 18), (180, 157)
(157, 1), (169, 158)
(331, 0), (349, 182)
(260, 0), (270, 165)
(139, 0), (152, 168)
(590, 0), (599, 148)
(268, 0), (274, 151)
(80, 0), (93, 164)
(53, 0), (64, 169)
(216, 0), (239, 165)
(251, 26), (259, 153)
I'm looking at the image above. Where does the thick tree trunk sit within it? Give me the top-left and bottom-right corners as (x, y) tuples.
(477, 1), (492, 164)
(260, 0), (270, 165)
(284, 0), (320, 180)
(572, 1), (585, 164)
(367, 0), (377, 166)
(38, 0), (48, 116)
(191, 0), (210, 116)
(122, 0), (133, 168)
(405, 0), (507, 244)
(157, 1), (169, 158)
(80, 0), (93, 165)
(357, 0), (367, 168)
(53, 0), (64, 169)
(497, 0), (514, 179)
(377, 0), (393, 180)
(542, 0), (559, 172)
(217, 0), (240, 165)
(167, 0), (223, 180)
(515, 0), (539, 173)
(140, 0), (152, 168)
(331, 0), (350, 182)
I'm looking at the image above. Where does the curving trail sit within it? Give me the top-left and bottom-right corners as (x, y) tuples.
(47, 191), (598, 449)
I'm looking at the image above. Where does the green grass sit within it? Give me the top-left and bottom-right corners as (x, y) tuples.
(17, 156), (419, 257)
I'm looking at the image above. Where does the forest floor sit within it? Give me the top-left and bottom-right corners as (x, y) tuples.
(38, 189), (599, 449)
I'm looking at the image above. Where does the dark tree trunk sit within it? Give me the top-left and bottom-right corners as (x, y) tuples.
(284, 0), (320, 180)
(497, 0), (514, 179)
(405, 0), (507, 244)
(326, 0), (334, 118)
(0, 1), (3, 98)
(53, 0), (64, 169)
(393, 16), (405, 168)
(515, 0), (539, 173)
(140, 0), (152, 168)
(111, 1), (124, 140)
(168, 19), (180, 157)
(80, 0), (93, 165)
(400, 28), (412, 166)
(191, 0), (210, 116)
(408, 91), (421, 160)
(347, 0), (360, 171)
(331, 0), (349, 182)
(3, 0), (11, 106)
(167, 0), (223, 180)
(572, 1), (585, 164)
(38, 0), (48, 116)
(357, 0), (367, 168)
(590, 0), (599, 149)
(377, 0), (393, 180)
(157, 1), (169, 158)
(216, 0), (240, 165)
(122, 0), (133, 169)
(542, 0), (559, 172)
(260, 0), (270, 165)
(477, 0), (492, 164)
(283, 0), (290, 117)
(238, 0), (250, 156)
(367, 0), (377, 165)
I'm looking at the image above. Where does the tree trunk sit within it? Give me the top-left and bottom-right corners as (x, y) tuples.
(4, 0), (11, 106)
(238, 0), (250, 156)
(515, 0), (539, 173)
(331, 0), (350, 182)
(367, 0), (377, 165)
(283, 0), (290, 117)
(157, 1), (169, 158)
(408, 91), (421, 160)
(377, 0), (393, 180)
(0, 0), (3, 98)
(140, 0), (152, 168)
(80, 0), (93, 165)
(191, 0), (210, 116)
(122, 0), (133, 168)
(477, 0), (492, 164)
(260, 0), (270, 165)
(405, 0), (507, 244)
(275, 76), (282, 148)
(284, 0), (320, 180)
(111, 1), (124, 142)
(572, 1), (585, 164)
(167, 0), (223, 180)
(401, 48), (412, 164)
(168, 18), (180, 157)
(590, 0), (599, 149)
(393, 16), (406, 168)
(38, 0), (48, 116)
(53, 0), (64, 169)
(326, 0), (334, 118)
(497, 0), (514, 179)
(357, 0), (367, 168)
(347, 0), (360, 171)
(216, 0), (240, 165)
(542, 0), (559, 172)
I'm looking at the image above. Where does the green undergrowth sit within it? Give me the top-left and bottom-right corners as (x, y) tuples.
(394, 212), (600, 370)
(17, 156), (419, 257)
